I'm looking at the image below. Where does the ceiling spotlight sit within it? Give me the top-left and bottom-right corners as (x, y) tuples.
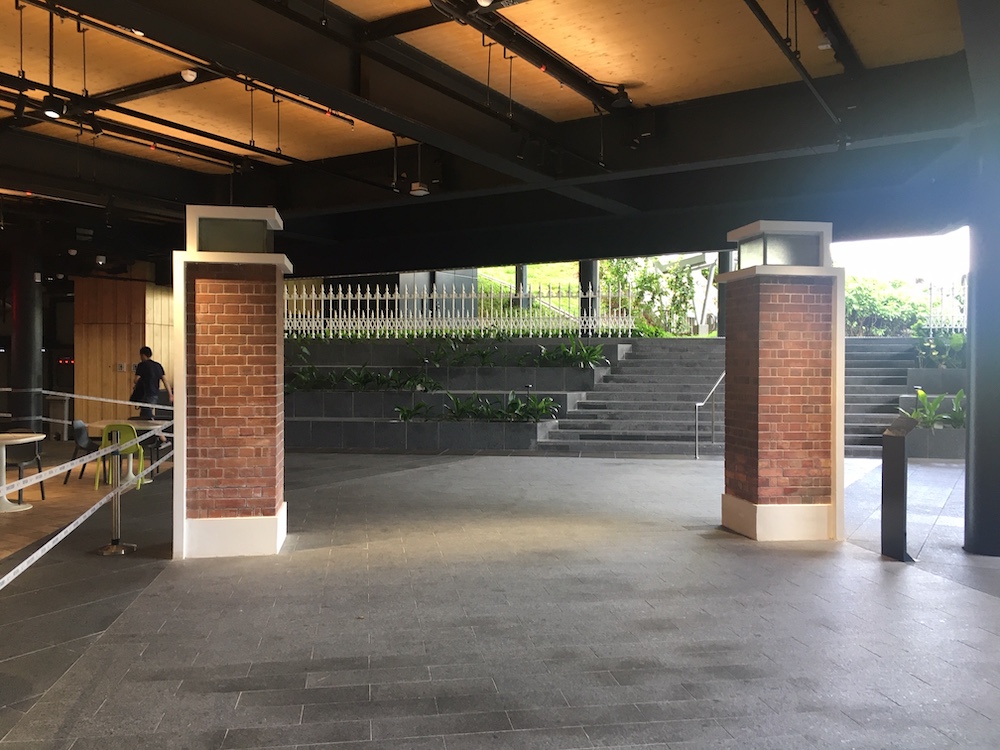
(13, 94), (26, 119)
(610, 84), (632, 109)
(180, 69), (198, 83)
(42, 94), (67, 119)
(477, 0), (493, 6)
(409, 181), (430, 197)
(130, 28), (145, 37)
(96, 254), (106, 266)
(67, 248), (78, 256)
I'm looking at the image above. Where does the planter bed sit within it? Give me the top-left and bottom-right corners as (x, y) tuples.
(285, 338), (632, 368)
(286, 389), (586, 420)
(906, 368), (967, 393)
(286, 417), (554, 452)
(906, 427), (966, 459)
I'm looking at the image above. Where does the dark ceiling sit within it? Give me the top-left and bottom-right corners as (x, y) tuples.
(0, 0), (978, 280)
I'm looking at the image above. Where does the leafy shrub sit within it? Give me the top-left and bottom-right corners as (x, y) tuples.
(844, 277), (926, 337)
(537, 337), (608, 368)
(900, 388), (966, 428)
(914, 328), (966, 369)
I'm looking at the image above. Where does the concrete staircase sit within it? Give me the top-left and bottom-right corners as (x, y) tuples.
(538, 339), (726, 455)
(844, 337), (918, 457)
(537, 337), (917, 457)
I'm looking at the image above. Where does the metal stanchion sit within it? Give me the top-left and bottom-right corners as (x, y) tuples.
(882, 415), (917, 563)
(98, 433), (137, 556)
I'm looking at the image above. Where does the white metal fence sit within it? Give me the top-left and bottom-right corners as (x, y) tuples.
(924, 281), (966, 335)
(285, 282), (636, 338)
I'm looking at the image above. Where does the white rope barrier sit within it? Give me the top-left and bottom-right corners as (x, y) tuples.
(0, 486), (120, 592)
(0, 423), (171, 496)
(0, 429), (175, 592)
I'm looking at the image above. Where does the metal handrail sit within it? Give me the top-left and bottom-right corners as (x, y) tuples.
(695, 371), (725, 459)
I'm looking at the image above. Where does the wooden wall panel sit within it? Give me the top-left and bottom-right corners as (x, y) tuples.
(145, 283), (175, 391)
(74, 278), (148, 425)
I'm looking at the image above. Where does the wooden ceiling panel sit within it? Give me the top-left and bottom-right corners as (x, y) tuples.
(401, 22), (591, 120)
(122, 79), (396, 162)
(0, 3), (188, 96)
(24, 120), (233, 174)
(831, 0), (963, 69)
(329, 0), (428, 23)
(402, 0), (845, 121)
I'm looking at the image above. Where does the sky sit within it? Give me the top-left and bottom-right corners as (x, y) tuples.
(830, 226), (969, 283)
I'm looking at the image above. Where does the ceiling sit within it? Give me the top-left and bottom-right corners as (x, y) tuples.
(0, 0), (978, 280)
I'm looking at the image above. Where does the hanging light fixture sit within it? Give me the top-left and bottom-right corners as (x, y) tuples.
(42, 94), (66, 119)
(43, 12), (68, 119)
(409, 142), (430, 197)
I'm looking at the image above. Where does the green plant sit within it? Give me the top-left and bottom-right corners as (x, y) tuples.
(394, 402), (432, 421)
(844, 277), (926, 337)
(537, 337), (608, 368)
(343, 365), (378, 391)
(915, 328), (966, 369)
(630, 318), (671, 338)
(937, 389), (966, 428)
(663, 264), (695, 335)
(502, 392), (559, 422)
(900, 387), (966, 429)
(286, 344), (340, 391)
(444, 392), (484, 421)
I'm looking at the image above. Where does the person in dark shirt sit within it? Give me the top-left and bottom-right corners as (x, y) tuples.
(134, 346), (173, 444)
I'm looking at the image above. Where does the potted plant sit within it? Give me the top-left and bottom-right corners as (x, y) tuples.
(899, 388), (966, 458)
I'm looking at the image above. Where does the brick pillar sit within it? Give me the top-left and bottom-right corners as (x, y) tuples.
(719, 267), (844, 540)
(173, 250), (291, 558)
(186, 264), (284, 521)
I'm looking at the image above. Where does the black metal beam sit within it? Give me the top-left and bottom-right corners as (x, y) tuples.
(285, 157), (969, 276)
(428, 0), (627, 113)
(94, 70), (224, 104)
(741, 0), (843, 133)
(0, 128), (217, 217)
(54, 0), (638, 215)
(802, 0), (865, 76)
(362, 7), (449, 40)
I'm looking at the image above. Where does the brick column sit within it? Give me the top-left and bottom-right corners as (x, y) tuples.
(173, 250), (291, 558)
(719, 266), (844, 540)
(186, 264), (284, 521)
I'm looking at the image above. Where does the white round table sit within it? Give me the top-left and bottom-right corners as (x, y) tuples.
(0, 432), (45, 513)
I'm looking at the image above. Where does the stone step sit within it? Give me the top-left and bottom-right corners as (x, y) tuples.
(592, 382), (723, 393)
(556, 418), (718, 432)
(537, 436), (723, 456)
(844, 367), (909, 377)
(845, 375), (908, 385)
(845, 381), (913, 399)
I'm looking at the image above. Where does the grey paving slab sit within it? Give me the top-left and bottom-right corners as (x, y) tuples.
(2, 455), (1000, 750)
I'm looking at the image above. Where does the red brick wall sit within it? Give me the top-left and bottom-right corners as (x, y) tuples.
(185, 263), (284, 519)
(725, 275), (834, 505)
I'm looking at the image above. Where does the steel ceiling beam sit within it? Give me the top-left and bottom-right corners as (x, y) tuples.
(741, 0), (844, 133)
(94, 70), (224, 105)
(428, 0), (628, 114)
(362, 7), (449, 40)
(802, 0), (865, 77)
(53, 0), (638, 215)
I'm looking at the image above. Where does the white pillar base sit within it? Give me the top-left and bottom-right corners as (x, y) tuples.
(722, 493), (834, 541)
(183, 502), (287, 558)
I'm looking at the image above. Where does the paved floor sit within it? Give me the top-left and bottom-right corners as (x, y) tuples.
(2, 454), (998, 749)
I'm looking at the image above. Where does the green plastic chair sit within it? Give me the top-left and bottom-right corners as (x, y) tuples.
(95, 423), (144, 489)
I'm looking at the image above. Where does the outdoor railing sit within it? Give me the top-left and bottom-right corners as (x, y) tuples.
(695, 370), (725, 459)
(284, 282), (636, 339)
(925, 281), (966, 335)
